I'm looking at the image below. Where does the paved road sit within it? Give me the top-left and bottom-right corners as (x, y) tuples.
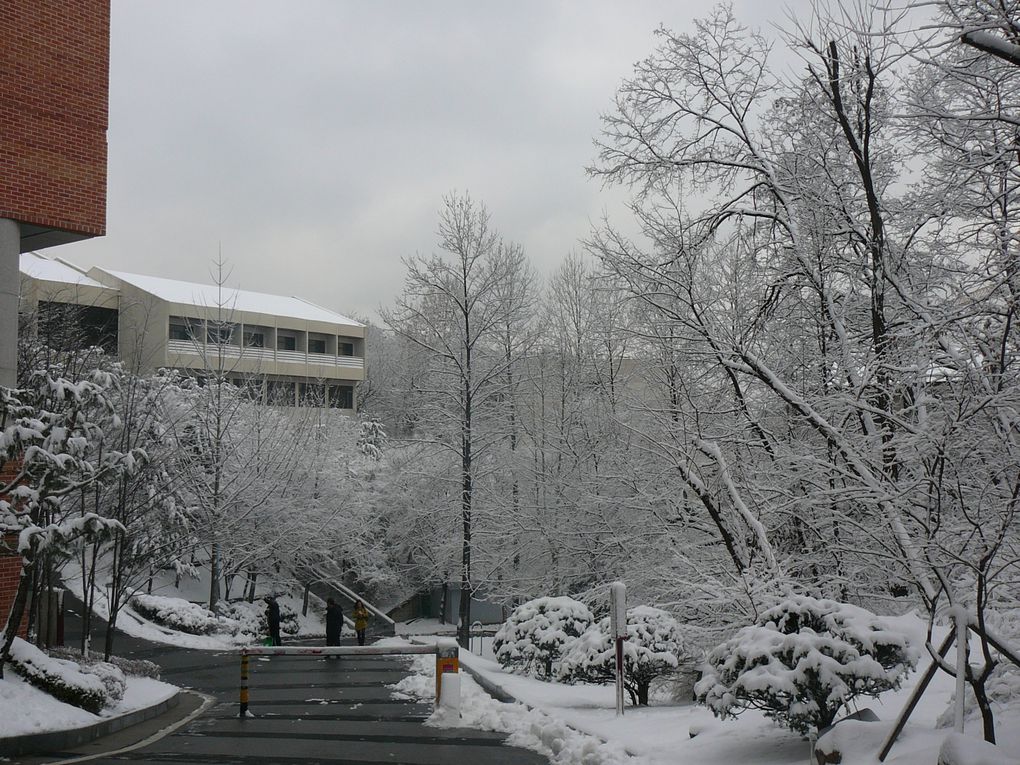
(21, 600), (548, 765)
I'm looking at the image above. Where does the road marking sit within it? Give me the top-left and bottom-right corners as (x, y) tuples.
(48, 691), (215, 765)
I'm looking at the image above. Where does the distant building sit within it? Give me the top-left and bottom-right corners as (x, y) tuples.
(20, 253), (365, 411)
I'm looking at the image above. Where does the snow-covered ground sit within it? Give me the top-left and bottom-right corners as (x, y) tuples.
(0, 657), (177, 738)
(399, 615), (1020, 765)
(60, 565), (328, 650)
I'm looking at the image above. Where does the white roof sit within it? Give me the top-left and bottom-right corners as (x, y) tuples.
(20, 253), (108, 289)
(97, 268), (363, 327)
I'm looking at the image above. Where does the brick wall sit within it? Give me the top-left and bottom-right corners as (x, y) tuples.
(0, 458), (27, 638)
(0, 0), (110, 237)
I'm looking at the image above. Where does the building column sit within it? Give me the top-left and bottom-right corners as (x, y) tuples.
(0, 219), (20, 389)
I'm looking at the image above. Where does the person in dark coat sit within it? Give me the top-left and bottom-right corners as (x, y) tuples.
(265, 596), (282, 646)
(325, 597), (343, 650)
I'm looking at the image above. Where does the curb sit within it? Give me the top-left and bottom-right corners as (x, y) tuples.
(0, 690), (181, 758)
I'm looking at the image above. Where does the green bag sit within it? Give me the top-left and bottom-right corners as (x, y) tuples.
(262, 637), (273, 646)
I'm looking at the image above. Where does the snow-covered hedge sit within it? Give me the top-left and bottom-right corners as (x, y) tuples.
(215, 599), (300, 638)
(10, 637), (118, 714)
(559, 605), (686, 705)
(130, 593), (222, 635)
(695, 595), (916, 734)
(48, 645), (160, 680)
(215, 600), (264, 638)
(494, 596), (594, 679)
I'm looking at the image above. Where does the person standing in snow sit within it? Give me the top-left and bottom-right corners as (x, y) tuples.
(325, 597), (344, 652)
(265, 596), (282, 646)
(353, 600), (370, 646)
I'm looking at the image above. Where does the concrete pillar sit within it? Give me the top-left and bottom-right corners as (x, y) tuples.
(0, 219), (20, 389)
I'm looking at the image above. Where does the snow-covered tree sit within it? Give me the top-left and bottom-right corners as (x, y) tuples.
(559, 605), (686, 705)
(0, 365), (131, 675)
(382, 192), (534, 647)
(493, 596), (594, 679)
(695, 595), (916, 733)
(356, 415), (387, 461)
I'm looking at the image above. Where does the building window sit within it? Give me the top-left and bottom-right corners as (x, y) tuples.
(243, 330), (265, 348)
(267, 380), (295, 406)
(169, 322), (192, 341)
(277, 334), (296, 351)
(329, 385), (354, 409)
(308, 338), (327, 354)
(299, 383), (325, 406)
(338, 341), (355, 357)
(37, 302), (119, 354)
(207, 324), (234, 344)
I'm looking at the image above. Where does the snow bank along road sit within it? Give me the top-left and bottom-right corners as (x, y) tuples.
(25, 635), (549, 765)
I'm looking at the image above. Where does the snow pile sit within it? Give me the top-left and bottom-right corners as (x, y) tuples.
(494, 596), (594, 679)
(696, 595), (916, 733)
(393, 653), (639, 765)
(559, 606), (686, 705)
(938, 732), (1016, 765)
(10, 637), (114, 713)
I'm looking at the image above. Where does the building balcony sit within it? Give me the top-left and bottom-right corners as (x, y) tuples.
(166, 339), (364, 376)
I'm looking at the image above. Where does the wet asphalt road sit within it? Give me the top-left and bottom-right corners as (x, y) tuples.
(21, 602), (548, 765)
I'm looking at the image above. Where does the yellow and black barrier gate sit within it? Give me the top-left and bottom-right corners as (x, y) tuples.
(237, 640), (460, 718)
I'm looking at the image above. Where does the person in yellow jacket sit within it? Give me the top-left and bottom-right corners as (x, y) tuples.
(353, 600), (370, 646)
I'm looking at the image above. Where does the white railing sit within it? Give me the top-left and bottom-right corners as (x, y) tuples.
(166, 340), (364, 371)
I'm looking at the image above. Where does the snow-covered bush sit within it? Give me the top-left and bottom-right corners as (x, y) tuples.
(48, 646), (160, 680)
(81, 660), (127, 705)
(214, 599), (264, 638)
(493, 596), (594, 679)
(559, 605), (686, 705)
(695, 595), (916, 734)
(130, 593), (221, 635)
(10, 638), (110, 713)
(214, 598), (300, 639)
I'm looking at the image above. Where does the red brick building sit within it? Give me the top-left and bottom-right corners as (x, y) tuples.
(0, 461), (25, 638)
(0, 0), (110, 250)
(0, 0), (111, 635)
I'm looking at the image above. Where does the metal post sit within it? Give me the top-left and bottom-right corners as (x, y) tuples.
(610, 581), (627, 717)
(239, 650), (250, 718)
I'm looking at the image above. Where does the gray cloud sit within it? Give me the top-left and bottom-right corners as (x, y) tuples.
(64, 0), (816, 321)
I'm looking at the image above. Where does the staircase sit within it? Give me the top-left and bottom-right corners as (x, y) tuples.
(302, 569), (396, 638)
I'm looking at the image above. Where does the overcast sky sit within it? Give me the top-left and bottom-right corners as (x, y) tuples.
(63, 1), (815, 322)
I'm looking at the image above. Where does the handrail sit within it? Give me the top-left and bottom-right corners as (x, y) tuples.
(307, 569), (395, 627)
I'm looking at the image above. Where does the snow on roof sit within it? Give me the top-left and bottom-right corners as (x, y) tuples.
(97, 268), (363, 327)
(20, 253), (109, 289)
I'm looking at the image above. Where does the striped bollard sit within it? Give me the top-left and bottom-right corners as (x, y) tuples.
(435, 638), (459, 706)
(239, 650), (250, 718)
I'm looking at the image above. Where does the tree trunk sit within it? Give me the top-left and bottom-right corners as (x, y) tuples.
(209, 543), (221, 610)
(971, 678), (996, 744)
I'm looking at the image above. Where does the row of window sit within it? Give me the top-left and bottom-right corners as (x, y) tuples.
(169, 320), (358, 356)
(257, 381), (353, 408)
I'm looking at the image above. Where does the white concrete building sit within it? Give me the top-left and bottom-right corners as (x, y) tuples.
(19, 253), (365, 411)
